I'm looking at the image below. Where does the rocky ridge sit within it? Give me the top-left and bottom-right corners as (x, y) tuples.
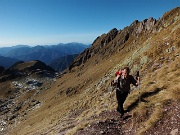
(69, 17), (157, 70)
(69, 7), (179, 72)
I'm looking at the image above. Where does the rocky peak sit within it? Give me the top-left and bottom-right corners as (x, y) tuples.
(100, 28), (118, 45)
(130, 20), (139, 27)
(136, 17), (157, 34)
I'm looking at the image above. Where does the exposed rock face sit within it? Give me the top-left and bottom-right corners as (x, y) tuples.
(69, 49), (91, 70)
(100, 28), (118, 45)
(136, 17), (157, 34)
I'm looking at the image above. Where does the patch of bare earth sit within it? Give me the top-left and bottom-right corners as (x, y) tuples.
(144, 101), (179, 135)
(74, 100), (179, 135)
(75, 110), (134, 135)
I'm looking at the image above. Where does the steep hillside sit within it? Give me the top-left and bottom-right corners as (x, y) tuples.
(0, 7), (179, 135)
(49, 54), (78, 72)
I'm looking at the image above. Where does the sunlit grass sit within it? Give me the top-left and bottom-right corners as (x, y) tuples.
(6, 8), (180, 135)
(125, 57), (180, 135)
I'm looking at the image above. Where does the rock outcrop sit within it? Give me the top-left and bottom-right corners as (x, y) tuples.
(136, 17), (157, 34)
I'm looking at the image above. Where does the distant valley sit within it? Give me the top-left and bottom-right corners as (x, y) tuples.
(0, 43), (89, 71)
(0, 56), (19, 68)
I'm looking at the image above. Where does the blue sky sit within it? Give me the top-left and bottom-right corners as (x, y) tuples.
(0, 0), (179, 47)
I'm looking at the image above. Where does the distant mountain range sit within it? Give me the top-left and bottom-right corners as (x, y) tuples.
(0, 45), (29, 56)
(0, 43), (90, 70)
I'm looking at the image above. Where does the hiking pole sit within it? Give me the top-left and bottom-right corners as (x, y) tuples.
(136, 71), (140, 102)
(138, 77), (140, 103)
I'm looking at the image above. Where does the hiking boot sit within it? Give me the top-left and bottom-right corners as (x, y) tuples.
(116, 108), (120, 113)
(120, 113), (124, 118)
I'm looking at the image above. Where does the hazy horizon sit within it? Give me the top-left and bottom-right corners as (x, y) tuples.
(0, 0), (179, 47)
(0, 42), (91, 48)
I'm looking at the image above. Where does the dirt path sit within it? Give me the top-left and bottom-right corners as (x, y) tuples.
(75, 101), (179, 135)
(75, 110), (135, 135)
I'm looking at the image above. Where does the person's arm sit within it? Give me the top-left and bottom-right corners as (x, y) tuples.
(130, 75), (138, 86)
(136, 71), (140, 85)
(111, 75), (119, 86)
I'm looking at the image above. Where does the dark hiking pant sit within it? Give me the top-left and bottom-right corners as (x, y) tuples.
(116, 90), (129, 116)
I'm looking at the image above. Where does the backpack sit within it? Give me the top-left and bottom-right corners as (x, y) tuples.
(111, 70), (122, 90)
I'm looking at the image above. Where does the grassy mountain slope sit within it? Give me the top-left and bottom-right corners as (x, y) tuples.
(5, 7), (180, 135)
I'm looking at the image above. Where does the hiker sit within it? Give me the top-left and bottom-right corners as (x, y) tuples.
(111, 67), (139, 118)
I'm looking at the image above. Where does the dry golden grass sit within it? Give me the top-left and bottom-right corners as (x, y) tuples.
(125, 57), (180, 135)
(66, 120), (94, 135)
(6, 8), (180, 135)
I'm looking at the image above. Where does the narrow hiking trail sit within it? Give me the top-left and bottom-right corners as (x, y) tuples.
(144, 101), (180, 135)
(75, 110), (135, 135)
(74, 100), (179, 135)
